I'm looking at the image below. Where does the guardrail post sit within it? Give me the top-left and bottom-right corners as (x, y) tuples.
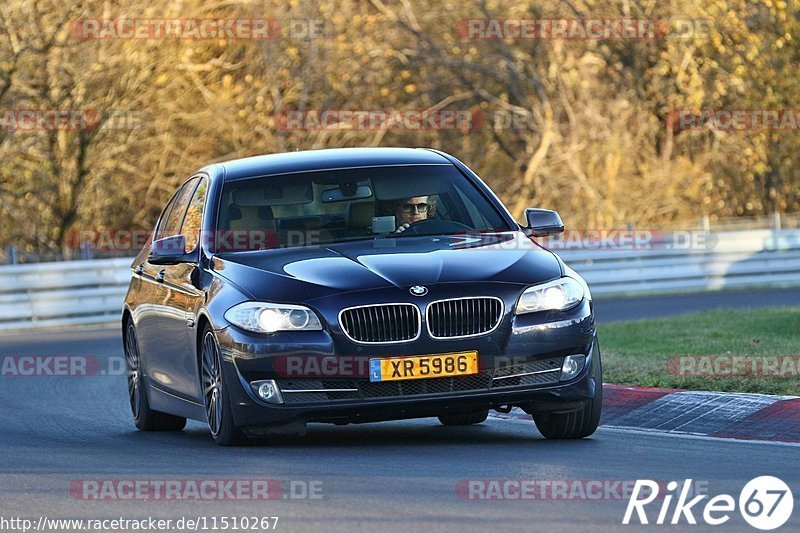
(772, 212), (782, 231)
(79, 242), (93, 260)
(4, 245), (17, 265)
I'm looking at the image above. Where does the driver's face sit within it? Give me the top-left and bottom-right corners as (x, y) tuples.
(394, 196), (430, 226)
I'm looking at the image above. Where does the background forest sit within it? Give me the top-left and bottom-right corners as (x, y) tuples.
(1, 0), (798, 258)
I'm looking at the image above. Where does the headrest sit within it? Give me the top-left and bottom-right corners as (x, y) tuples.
(348, 202), (375, 228)
(280, 217), (321, 230)
(258, 206), (274, 220)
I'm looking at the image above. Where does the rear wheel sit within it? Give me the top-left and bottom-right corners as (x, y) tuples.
(533, 340), (602, 439)
(438, 408), (489, 426)
(124, 320), (186, 431)
(201, 326), (247, 446)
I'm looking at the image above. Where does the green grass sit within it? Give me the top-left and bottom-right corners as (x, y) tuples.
(600, 307), (800, 395)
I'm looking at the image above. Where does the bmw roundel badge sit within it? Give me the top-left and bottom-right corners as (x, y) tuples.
(409, 285), (428, 297)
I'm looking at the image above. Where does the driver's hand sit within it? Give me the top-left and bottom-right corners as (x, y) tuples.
(395, 223), (410, 234)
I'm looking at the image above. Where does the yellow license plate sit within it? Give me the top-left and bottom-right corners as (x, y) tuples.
(369, 352), (478, 382)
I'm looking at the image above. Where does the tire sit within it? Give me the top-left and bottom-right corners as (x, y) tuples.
(124, 320), (186, 431)
(200, 326), (248, 446)
(533, 339), (603, 439)
(438, 408), (489, 426)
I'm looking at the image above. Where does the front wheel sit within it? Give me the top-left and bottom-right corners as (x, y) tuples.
(124, 320), (186, 431)
(201, 326), (247, 446)
(533, 339), (602, 439)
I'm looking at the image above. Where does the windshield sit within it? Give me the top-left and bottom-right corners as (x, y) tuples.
(214, 164), (512, 252)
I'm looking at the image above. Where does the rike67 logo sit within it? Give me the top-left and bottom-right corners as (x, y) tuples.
(624, 476), (793, 530)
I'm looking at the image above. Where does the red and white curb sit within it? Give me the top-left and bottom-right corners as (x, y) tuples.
(493, 384), (800, 443)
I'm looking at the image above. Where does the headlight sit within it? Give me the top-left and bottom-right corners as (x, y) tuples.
(515, 277), (585, 314)
(224, 302), (323, 334)
(563, 264), (592, 301)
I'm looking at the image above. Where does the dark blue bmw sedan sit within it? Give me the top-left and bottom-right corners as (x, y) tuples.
(122, 147), (601, 445)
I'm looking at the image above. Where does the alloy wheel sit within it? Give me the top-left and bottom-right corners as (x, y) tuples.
(201, 331), (224, 436)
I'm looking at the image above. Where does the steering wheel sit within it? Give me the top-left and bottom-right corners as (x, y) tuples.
(400, 219), (473, 235)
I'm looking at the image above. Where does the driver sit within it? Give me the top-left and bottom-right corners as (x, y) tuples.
(388, 196), (437, 233)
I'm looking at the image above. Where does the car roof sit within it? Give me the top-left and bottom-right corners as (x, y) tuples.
(204, 147), (452, 181)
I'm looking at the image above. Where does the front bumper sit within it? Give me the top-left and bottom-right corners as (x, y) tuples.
(215, 298), (599, 428)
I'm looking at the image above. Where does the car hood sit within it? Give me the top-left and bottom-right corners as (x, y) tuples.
(212, 232), (562, 303)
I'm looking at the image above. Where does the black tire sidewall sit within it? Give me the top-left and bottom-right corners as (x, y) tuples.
(126, 320), (186, 431)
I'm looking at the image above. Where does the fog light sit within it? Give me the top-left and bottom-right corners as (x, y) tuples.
(560, 355), (586, 381)
(250, 379), (283, 404)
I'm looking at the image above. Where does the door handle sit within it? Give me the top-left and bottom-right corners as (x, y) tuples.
(134, 265), (143, 275)
(155, 270), (165, 283)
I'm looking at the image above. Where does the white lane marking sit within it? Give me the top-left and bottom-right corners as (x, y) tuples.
(490, 407), (800, 447)
(492, 414), (800, 447)
(598, 425), (800, 448)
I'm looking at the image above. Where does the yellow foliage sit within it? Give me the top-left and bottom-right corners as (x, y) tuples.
(0, 0), (798, 253)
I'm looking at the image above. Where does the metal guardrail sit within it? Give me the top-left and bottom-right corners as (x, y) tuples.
(0, 230), (799, 331)
(0, 258), (132, 331)
(558, 229), (800, 297)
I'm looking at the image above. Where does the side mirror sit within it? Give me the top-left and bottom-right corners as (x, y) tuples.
(523, 208), (564, 237)
(148, 235), (193, 265)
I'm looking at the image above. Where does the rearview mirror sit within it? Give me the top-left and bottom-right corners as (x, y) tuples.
(149, 235), (194, 265)
(523, 208), (564, 237)
(322, 185), (373, 203)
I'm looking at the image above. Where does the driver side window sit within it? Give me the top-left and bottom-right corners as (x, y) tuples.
(180, 178), (208, 253)
(156, 179), (198, 241)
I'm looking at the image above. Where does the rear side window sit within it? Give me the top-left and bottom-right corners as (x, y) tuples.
(157, 179), (198, 240)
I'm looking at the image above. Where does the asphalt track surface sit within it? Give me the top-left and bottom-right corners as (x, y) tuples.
(1, 289), (799, 532)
